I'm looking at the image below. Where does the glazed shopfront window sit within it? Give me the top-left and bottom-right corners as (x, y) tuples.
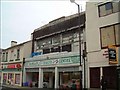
(60, 72), (80, 87)
(15, 74), (20, 84)
(8, 73), (14, 85)
(3, 73), (7, 84)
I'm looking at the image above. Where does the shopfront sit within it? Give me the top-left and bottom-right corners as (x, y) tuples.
(24, 54), (82, 88)
(2, 63), (22, 86)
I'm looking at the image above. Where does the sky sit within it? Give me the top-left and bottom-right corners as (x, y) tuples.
(1, 0), (87, 49)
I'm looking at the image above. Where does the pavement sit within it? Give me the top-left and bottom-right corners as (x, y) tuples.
(1, 85), (57, 90)
(1, 85), (116, 90)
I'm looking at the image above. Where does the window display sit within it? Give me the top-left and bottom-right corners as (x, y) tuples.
(8, 73), (14, 85)
(15, 74), (20, 84)
(3, 73), (7, 84)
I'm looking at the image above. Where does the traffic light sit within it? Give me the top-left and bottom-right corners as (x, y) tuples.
(108, 45), (118, 64)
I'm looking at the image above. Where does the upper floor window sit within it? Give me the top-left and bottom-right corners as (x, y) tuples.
(100, 23), (120, 48)
(37, 38), (52, 49)
(43, 48), (50, 54)
(98, 2), (120, 17)
(2, 53), (5, 62)
(17, 49), (20, 59)
(52, 35), (60, 45)
(51, 46), (60, 53)
(6, 52), (8, 61)
(115, 24), (120, 45)
(62, 44), (71, 52)
(10, 50), (14, 62)
(112, 2), (120, 13)
(62, 32), (73, 44)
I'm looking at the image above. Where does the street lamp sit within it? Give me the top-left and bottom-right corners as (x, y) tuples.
(70, 0), (83, 89)
(70, 0), (80, 15)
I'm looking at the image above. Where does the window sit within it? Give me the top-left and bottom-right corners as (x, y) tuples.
(113, 1), (120, 13)
(6, 52), (8, 61)
(105, 2), (112, 10)
(99, 4), (106, 17)
(10, 50), (14, 61)
(17, 49), (20, 59)
(52, 35), (60, 45)
(98, 2), (120, 17)
(43, 48), (50, 54)
(8, 73), (14, 85)
(100, 26), (115, 47)
(51, 46), (60, 53)
(62, 44), (71, 52)
(115, 24), (120, 45)
(100, 23), (120, 48)
(105, 2), (112, 15)
(15, 74), (20, 84)
(37, 38), (52, 49)
(2, 53), (5, 62)
(74, 32), (79, 42)
(62, 32), (73, 44)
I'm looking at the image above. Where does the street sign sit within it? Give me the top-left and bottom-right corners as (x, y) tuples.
(108, 45), (118, 64)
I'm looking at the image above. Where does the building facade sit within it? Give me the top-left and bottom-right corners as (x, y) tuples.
(23, 12), (86, 88)
(1, 40), (32, 86)
(86, 1), (120, 89)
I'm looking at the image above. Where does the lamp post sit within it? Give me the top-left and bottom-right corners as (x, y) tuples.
(70, 0), (84, 89)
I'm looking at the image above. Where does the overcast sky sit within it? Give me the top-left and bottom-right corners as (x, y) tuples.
(1, 0), (87, 49)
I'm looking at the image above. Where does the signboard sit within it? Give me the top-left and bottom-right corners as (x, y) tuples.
(108, 45), (118, 64)
(7, 64), (16, 68)
(25, 55), (80, 68)
(2, 63), (22, 69)
(31, 52), (42, 57)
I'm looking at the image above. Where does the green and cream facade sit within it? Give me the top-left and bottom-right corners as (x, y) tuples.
(27, 12), (85, 88)
(23, 52), (82, 88)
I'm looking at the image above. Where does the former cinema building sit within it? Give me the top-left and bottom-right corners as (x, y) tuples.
(23, 12), (86, 88)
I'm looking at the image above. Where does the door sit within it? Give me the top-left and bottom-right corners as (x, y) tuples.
(103, 66), (117, 89)
(90, 67), (100, 88)
(117, 68), (120, 90)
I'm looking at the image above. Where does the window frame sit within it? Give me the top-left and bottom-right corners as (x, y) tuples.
(5, 52), (8, 62)
(98, 2), (120, 17)
(17, 49), (20, 59)
(100, 23), (120, 49)
(2, 52), (5, 62)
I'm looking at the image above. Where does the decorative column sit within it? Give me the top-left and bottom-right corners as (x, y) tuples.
(55, 67), (59, 88)
(39, 68), (43, 88)
(22, 67), (26, 84)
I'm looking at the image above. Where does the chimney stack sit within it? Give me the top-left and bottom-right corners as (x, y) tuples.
(11, 41), (17, 47)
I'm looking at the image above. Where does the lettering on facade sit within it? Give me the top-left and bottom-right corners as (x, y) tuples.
(59, 58), (71, 64)
(52, 59), (59, 64)
(25, 56), (80, 68)
(2, 63), (22, 69)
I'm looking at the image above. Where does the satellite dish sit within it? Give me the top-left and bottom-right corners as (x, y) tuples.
(70, 0), (75, 3)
